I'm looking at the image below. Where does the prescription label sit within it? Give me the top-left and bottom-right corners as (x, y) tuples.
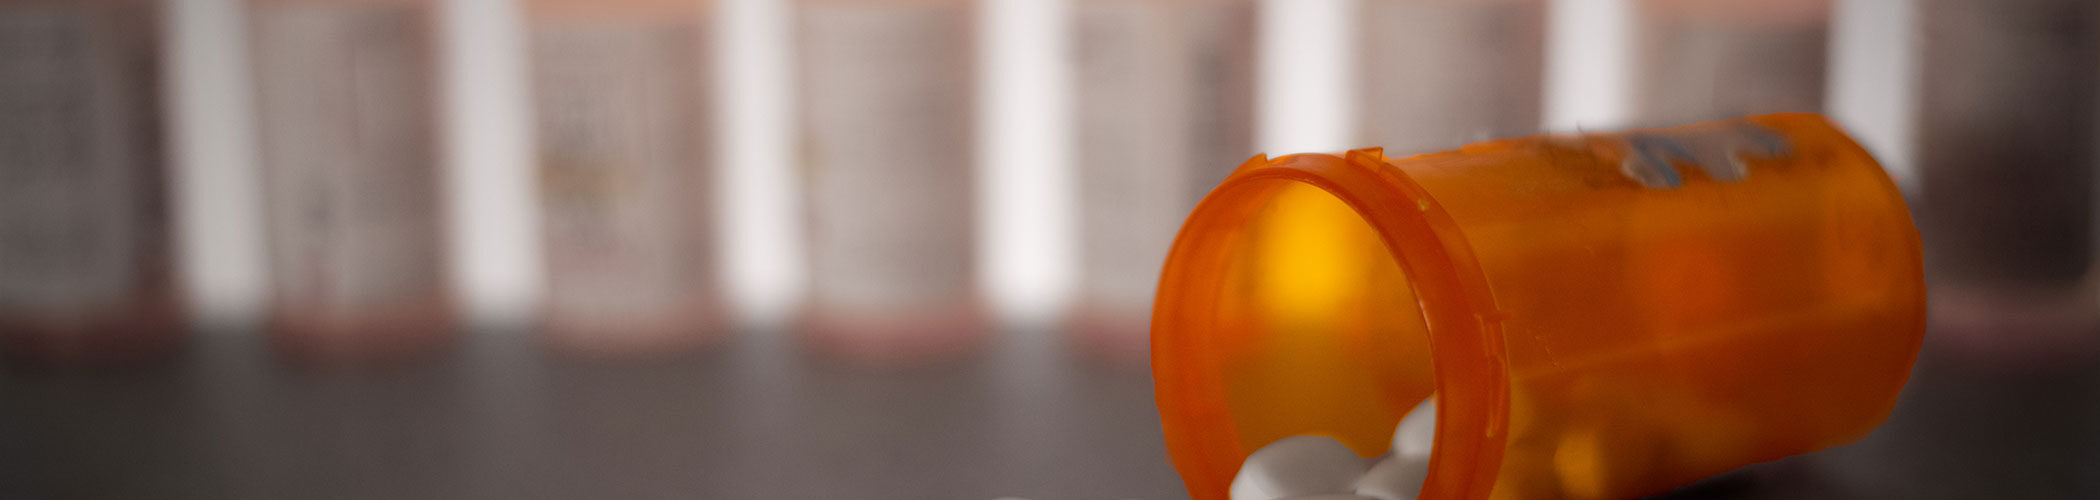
(1360, 0), (1544, 154)
(1074, 0), (1256, 309)
(1614, 124), (1789, 189)
(532, 21), (714, 316)
(0, 6), (156, 310)
(253, 4), (446, 309)
(799, 2), (976, 312)
(1633, 2), (1828, 124)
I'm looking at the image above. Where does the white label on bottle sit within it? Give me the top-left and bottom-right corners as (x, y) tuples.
(800, 3), (975, 313)
(1360, 0), (1544, 154)
(1073, 1), (1256, 310)
(253, 5), (445, 309)
(532, 21), (713, 318)
(0, 7), (149, 311)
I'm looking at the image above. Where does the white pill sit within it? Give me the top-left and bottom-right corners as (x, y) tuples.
(1392, 396), (1436, 460)
(1278, 495), (1378, 500)
(1230, 435), (1371, 500)
(1354, 454), (1430, 500)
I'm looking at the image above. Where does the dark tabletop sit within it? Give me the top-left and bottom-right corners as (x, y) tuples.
(2, 323), (2096, 500)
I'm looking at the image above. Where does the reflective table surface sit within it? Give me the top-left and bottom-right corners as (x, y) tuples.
(2, 324), (2095, 499)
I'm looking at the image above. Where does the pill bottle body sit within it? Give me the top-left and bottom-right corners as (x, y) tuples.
(1069, 0), (1259, 362)
(0, 0), (185, 363)
(525, 0), (729, 357)
(795, 0), (985, 362)
(1356, 0), (1546, 156)
(1629, 0), (1832, 125)
(1914, 0), (2100, 364)
(249, 0), (457, 360)
(1153, 115), (1924, 500)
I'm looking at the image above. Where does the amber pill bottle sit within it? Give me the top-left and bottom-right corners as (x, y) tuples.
(1152, 115), (1924, 499)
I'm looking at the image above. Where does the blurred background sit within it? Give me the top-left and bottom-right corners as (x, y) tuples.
(1, 0), (2095, 498)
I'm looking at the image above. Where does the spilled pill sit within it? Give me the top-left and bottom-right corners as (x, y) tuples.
(1392, 396), (1436, 460)
(1355, 454), (1429, 500)
(1233, 396), (1438, 500)
(1230, 435), (1370, 500)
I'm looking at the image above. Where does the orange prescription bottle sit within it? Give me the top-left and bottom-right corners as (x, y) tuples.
(525, 0), (726, 356)
(250, 0), (456, 359)
(1631, 0), (1831, 124)
(0, 0), (185, 362)
(1071, 0), (1258, 360)
(1152, 115), (1923, 499)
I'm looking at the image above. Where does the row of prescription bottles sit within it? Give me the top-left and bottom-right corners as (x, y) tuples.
(2, 0), (2094, 364)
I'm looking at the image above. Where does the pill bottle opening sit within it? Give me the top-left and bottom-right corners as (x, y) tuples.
(1155, 151), (1513, 500)
(1204, 179), (1433, 454)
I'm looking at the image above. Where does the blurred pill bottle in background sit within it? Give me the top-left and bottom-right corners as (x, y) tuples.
(1356, 0), (1545, 155)
(795, 0), (983, 362)
(1630, 0), (1831, 125)
(526, 0), (725, 357)
(0, 0), (184, 363)
(1915, 0), (2100, 364)
(1069, 0), (1256, 362)
(249, 0), (455, 360)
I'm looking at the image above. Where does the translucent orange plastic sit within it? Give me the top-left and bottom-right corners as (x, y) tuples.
(1151, 114), (1924, 500)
